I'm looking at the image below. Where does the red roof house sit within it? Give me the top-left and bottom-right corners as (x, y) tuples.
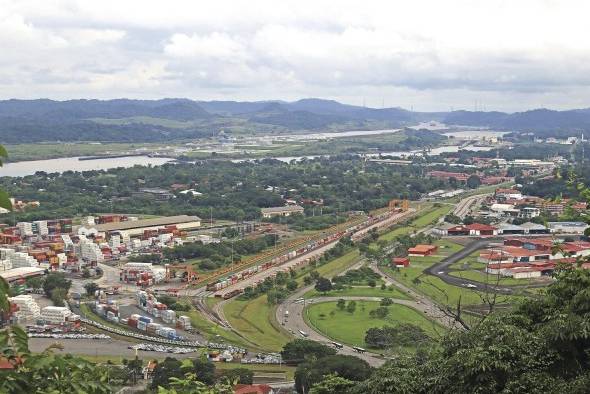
(234, 384), (274, 394)
(408, 244), (438, 256)
(392, 257), (410, 267)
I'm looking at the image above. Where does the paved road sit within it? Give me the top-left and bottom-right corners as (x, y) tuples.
(453, 193), (490, 218)
(28, 337), (198, 359)
(372, 265), (459, 329)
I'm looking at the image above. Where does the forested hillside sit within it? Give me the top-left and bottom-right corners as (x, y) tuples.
(2, 98), (590, 143)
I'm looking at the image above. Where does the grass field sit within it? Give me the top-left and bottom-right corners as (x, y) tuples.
(217, 248), (362, 352)
(295, 249), (361, 286)
(4, 142), (170, 162)
(382, 239), (526, 306)
(223, 296), (292, 352)
(378, 204), (452, 242)
(381, 239), (487, 306)
(183, 310), (253, 350)
(304, 285), (411, 300)
(448, 268), (545, 286)
(306, 301), (444, 348)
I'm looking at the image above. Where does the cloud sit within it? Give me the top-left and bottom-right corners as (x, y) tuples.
(0, 0), (589, 111)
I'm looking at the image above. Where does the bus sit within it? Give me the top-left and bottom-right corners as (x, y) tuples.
(299, 330), (309, 337)
(331, 342), (343, 349)
(352, 346), (366, 353)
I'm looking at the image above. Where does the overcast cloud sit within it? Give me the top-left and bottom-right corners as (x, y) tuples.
(1, 0), (590, 111)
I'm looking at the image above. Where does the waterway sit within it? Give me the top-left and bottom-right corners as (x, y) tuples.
(0, 127), (503, 176)
(0, 156), (174, 177)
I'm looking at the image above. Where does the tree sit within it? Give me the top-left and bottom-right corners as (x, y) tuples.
(346, 300), (357, 314)
(444, 213), (461, 224)
(368, 306), (389, 319)
(310, 373), (355, 394)
(295, 355), (373, 393)
(151, 357), (184, 389)
(267, 288), (287, 305)
(367, 279), (377, 288)
(26, 276), (43, 291)
(192, 357), (216, 385)
(380, 297), (393, 306)
(122, 357), (143, 385)
(337, 298), (346, 311)
(463, 215), (475, 225)
(287, 280), (298, 291)
(466, 174), (481, 189)
(51, 287), (68, 307)
(82, 268), (91, 278)
(0, 278), (111, 393)
(42, 272), (71, 298)
(364, 324), (429, 349)
(281, 339), (336, 364)
(314, 277), (332, 293)
(84, 282), (99, 297)
(220, 368), (254, 384)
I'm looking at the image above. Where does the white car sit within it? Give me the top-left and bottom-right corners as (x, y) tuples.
(464, 283), (477, 288)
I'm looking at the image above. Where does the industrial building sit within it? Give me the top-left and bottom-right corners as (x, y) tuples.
(260, 205), (304, 218)
(89, 215), (201, 236)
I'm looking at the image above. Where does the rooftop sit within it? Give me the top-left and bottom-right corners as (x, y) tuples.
(260, 205), (304, 213)
(0, 266), (45, 282)
(408, 244), (437, 253)
(93, 215), (201, 232)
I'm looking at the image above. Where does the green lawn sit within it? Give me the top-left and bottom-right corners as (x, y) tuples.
(215, 363), (296, 380)
(448, 269), (545, 286)
(304, 285), (411, 300)
(306, 301), (444, 349)
(183, 310), (253, 350)
(378, 204), (452, 242)
(223, 296), (292, 352)
(380, 239), (500, 307)
(295, 249), (361, 286)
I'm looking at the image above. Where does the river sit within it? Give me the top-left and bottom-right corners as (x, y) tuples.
(0, 126), (503, 177)
(0, 156), (174, 177)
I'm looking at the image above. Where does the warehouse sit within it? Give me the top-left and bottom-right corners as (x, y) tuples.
(261, 205), (304, 218)
(548, 222), (589, 234)
(0, 267), (45, 284)
(90, 215), (201, 236)
(408, 244), (438, 256)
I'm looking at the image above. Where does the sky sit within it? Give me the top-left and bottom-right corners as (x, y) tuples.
(1, 0), (590, 112)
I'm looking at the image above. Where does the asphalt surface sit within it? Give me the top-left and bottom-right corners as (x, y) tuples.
(453, 194), (490, 218)
(424, 238), (529, 295)
(28, 337), (198, 359)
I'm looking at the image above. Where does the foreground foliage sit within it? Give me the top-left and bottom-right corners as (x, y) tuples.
(345, 267), (590, 394)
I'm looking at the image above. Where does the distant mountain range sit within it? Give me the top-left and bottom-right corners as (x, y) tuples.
(0, 98), (588, 143)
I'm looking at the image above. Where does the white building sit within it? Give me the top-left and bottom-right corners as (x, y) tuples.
(11, 252), (39, 268)
(33, 220), (48, 236)
(261, 205), (305, 218)
(9, 295), (40, 322)
(519, 207), (541, 219)
(109, 234), (121, 250)
(548, 222), (589, 234)
(41, 306), (74, 324)
(78, 236), (105, 263)
(16, 222), (33, 237)
(0, 259), (12, 271)
(61, 234), (74, 251)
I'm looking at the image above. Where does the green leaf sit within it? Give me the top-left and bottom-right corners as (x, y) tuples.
(0, 191), (11, 211)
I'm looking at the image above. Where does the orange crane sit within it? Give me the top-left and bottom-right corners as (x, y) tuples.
(388, 199), (409, 211)
(165, 264), (198, 283)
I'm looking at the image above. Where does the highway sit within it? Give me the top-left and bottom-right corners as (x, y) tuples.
(452, 193), (490, 218)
